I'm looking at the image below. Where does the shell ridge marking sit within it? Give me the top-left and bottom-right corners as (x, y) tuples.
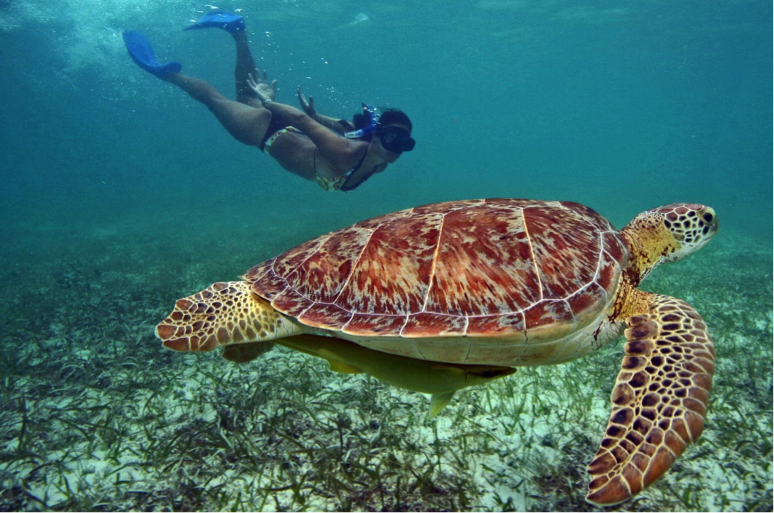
(591, 231), (608, 303)
(560, 298), (575, 329)
(399, 210), (444, 337)
(419, 210), (446, 313)
(591, 230), (622, 341)
(334, 226), (380, 333)
(521, 206), (543, 300)
(271, 233), (341, 325)
(288, 233), (333, 275)
(268, 259), (292, 302)
(268, 233), (333, 308)
(398, 314), (410, 335)
(252, 262), (273, 281)
(332, 227), (376, 309)
(597, 232), (625, 286)
(592, 231), (606, 283)
(294, 302), (315, 320)
(521, 205), (533, 346)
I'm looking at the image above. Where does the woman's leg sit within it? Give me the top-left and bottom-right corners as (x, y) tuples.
(232, 31), (276, 107)
(166, 73), (270, 147)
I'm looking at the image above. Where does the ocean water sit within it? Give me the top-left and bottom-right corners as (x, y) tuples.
(0, 0), (771, 511)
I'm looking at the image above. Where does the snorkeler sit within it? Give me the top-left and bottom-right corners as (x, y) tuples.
(123, 11), (415, 192)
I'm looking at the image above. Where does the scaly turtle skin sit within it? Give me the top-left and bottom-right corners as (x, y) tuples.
(156, 198), (718, 505)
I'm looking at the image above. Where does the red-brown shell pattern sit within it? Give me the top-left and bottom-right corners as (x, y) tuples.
(244, 199), (629, 338)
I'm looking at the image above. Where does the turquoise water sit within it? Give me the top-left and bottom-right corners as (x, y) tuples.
(0, 1), (771, 511)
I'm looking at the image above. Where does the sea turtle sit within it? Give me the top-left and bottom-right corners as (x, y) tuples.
(156, 198), (718, 505)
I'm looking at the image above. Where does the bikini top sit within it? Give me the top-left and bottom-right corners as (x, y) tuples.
(314, 145), (374, 192)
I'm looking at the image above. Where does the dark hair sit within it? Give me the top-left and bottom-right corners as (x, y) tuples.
(378, 108), (412, 132)
(352, 107), (412, 141)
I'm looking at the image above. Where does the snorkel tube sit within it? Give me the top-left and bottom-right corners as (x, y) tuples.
(344, 104), (379, 139)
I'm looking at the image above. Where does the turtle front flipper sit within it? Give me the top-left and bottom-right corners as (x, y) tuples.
(586, 293), (715, 505)
(156, 281), (306, 352)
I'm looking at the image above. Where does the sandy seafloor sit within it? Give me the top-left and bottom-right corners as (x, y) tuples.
(0, 0), (772, 511)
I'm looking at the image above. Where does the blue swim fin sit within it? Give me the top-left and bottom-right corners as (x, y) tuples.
(123, 30), (182, 78)
(184, 11), (245, 33)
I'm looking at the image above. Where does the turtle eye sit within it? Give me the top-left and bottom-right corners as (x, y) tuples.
(702, 212), (714, 223)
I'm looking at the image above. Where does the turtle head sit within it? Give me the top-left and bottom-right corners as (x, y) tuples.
(621, 203), (718, 283)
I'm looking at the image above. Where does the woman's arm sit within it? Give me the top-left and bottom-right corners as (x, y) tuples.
(247, 74), (362, 171)
(296, 87), (350, 135)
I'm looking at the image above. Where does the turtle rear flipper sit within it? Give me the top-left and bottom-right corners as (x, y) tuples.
(156, 281), (305, 352)
(586, 293), (715, 506)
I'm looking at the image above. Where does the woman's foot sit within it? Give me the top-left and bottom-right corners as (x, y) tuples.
(123, 30), (182, 78)
(184, 11), (245, 33)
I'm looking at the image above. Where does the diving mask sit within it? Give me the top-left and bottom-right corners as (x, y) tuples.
(377, 125), (415, 153)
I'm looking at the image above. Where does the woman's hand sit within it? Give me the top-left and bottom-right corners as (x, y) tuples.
(247, 72), (277, 105)
(297, 86), (317, 117)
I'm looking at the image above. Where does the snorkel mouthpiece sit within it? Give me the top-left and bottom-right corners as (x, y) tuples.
(344, 103), (379, 139)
